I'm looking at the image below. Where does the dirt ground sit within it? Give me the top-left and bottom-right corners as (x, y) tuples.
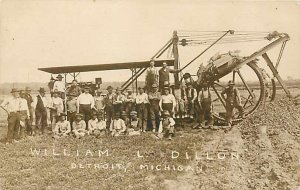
(0, 95), (299, 190)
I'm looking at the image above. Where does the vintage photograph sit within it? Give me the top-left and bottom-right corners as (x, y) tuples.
(0, 0), (299, 189)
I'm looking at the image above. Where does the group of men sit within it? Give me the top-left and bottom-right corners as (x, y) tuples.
(0, 60), (244, 144)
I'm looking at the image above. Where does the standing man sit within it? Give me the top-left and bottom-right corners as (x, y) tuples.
(33, 88), (48, 135)
(94, 89), (105, 113)
(158, 62), (178, 93)
(124, 89), (135, 117)
(66, 79), (81, 97)
(0, 89), (24, 143)
(148, 83), (161, 132)
(53, 74), (65, 100)
(66, 94), (77, 130)
(24, 87), (34, 135)
(104, 86), (114, 129)
(197, 83), (213, 129)
(145, 59), (159, 92)
(113, 87), (125, 117)
(48, 76), (56, 96)
(19, 90), (30, 138)
(221, 81), (244, 128)
(159, 87), (176, 116)
(76, 86), (95, 128)
(135, 87), (149, 132)
(183, 83), (197, 119)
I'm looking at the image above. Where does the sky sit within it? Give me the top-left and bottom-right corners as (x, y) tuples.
(0, 0), (299, 84)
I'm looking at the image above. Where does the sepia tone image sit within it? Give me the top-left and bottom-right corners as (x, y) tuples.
(0, 0), (300, 189)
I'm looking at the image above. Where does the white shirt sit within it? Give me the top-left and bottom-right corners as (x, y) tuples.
(53, 81), (65, 92)
(159, 94), (176, 110)
(135, 93), (149, 104)
(110, 119), (126, 132)
(50, 97), (64, 114)
(1, 97), (28, 116)
(77, 93), (95, 108)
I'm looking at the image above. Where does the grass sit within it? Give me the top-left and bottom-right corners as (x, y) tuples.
(0, 127), (205, 190)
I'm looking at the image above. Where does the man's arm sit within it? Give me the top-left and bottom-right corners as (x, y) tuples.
(159, 98), (163, 111)
(76, 96), (80, 113)
(0, 99), (9, 114)
(90, 94), (95, 108)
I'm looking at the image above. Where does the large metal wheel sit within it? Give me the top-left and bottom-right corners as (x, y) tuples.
(209, 61), (266, 124)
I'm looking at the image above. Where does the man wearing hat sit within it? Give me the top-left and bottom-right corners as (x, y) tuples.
(183, 82), (197, 119)
(145, 59), (159, 92)
(158, 110), (176, 140)
(148, 83), (161, 132)
(94, 89), (105, 112)
(66, 79), (81, 98)
(0, 88), (29, 143)
(104, 86), (114, 129)
(135, 87), (149, 132)
(72, 113), (87, 138)
(159, 87), (176, 116)
(158, 62), (179, 93)
(76, 86), (95, 128)
(24, 87), (34, 135)
(109, 113), (126, 137)
(113, 87), (125, 117)
(197, 82), (213, 129)
(53, 113), (71, 139)
(124, 88), (135, 117)
(53, 74), (66, 99)
(48, 76), (56, 96)
(66, 94), (77, 130)
(49, 90), (64, 131)
(32, 88), (48, 135)
(221, 80), (244, 128)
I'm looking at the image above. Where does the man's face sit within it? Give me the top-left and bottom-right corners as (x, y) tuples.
(163, 63), (167, 68)
(139, 88), (144, 94)
(58, 78), (62, 81)
(84, 89), (89, 93)
(25, 90), (31, 94)
(164, 89), (169, 95)
(153, 87), (158, 92)
(92, 115), (97, 120)
(127, 91), (132, 95)
(72, 81), (77, 86)
(12, 92), (19, 98)
(150, 61), (155, 67)
(116, 90), (121, 94)
(108, 89), (113, 94)
(40, 92), (45, 97)
(61, 116), (66, 121)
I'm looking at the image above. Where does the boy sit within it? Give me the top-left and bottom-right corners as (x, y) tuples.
(87, 112), (98, 135)
(53, 113), (71, 139)
(72, 113), (87, 138)
(158, 110), (175, 140)
(110, 113), (126, 137)
(66, 94), (77, 130)
(49, 90), (64, 132)
(127, 111), (140, 136)
(135, 87), (149, 132)
(93, 113), (107, 137)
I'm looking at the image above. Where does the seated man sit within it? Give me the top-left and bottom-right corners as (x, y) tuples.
(53, 113), (71, 139)
(110, 113), (126, 137)
(72, 113), (87, 138)
(127, 111), (141, 136)
(88, 112), (106, 137)
(158, 110), (176, 140)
